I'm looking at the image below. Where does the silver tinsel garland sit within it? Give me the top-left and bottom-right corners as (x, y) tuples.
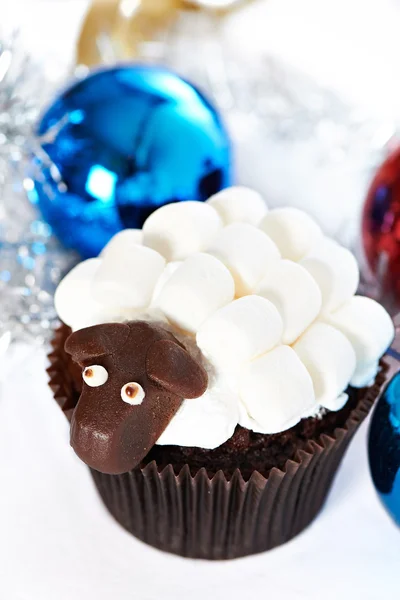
(0, 35), (75, 346)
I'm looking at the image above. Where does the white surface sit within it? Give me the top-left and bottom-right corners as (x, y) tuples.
(0, 345), (399, 600)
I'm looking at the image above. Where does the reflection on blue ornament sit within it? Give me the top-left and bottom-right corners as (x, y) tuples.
(30, 65), (232, 258)
(369, 370), (400, 525)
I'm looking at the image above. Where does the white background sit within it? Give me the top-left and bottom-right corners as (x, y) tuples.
(1, 1), (400, 598)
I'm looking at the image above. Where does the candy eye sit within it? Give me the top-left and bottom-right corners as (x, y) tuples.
(121, 382), (145, 405)
(82, 365), (108, 387)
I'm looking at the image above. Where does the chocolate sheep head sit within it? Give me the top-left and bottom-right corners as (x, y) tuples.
(65, 321), (208, 474)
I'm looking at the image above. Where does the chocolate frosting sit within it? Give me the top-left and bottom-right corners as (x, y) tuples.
(65, 321), (208, 474)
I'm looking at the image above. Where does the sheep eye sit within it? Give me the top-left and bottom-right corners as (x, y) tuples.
(121, 382), (145, 405)
(82, 365), (108, 387)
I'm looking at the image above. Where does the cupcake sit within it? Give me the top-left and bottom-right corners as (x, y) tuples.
(48, 186), (394, 559)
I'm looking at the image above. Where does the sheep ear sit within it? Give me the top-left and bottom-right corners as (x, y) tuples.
(146, 339), (208, 399)
(65, 323), (130, 365)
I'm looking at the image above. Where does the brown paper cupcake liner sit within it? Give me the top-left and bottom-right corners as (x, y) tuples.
(48, 325), (388, 560)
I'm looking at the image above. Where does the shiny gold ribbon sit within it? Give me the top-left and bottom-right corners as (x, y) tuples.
(77, 0), (249, 67)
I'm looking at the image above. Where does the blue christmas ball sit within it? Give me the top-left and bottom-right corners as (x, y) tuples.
(30, 65), (231, 258)
(369, 368), (400, 525)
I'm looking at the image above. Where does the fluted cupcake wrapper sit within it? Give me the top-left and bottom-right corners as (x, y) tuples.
(89, 429), (346, 559)
(90, 370), (385, 560)
(48, 325), (388, 560)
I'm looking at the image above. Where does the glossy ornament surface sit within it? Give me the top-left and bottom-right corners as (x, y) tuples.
(369, 314), (400, 526)
(30, 65), (231, 258)
(362, 146), (400, 307)
(369, 370), (400, 526)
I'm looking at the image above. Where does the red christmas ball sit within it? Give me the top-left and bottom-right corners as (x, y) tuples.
(362, 146), (400, 305)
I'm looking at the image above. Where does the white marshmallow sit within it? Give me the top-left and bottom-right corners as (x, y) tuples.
(142, 201), (222, 261)
(300, 238), (359, 313)
(54, 258), (131, 331)
(207, 223), (280, 296)
(207, 186), (268, 226)
(100, 229), (143, 257)
(293, 322), (356, 410)
(324, 393), (349, 412)
(256, 260), (322, 344)
(350, 362), (381, 388)
(259, 207), (323, 261)
(322, 296), (394, 387)
(239, 345), (316, 434)
(55, 259), (103, 330)
(151, 261), (182, 307)
(92, 243), (165, 308)
(197, 295), (283, 369)
(156, 253), (235, 334)
(157, 383), (239, 449)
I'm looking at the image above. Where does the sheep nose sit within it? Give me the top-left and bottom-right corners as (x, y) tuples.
(70, 413), (113, 473)
(69, 387), (150, 474)
(70, 403), (132, 474)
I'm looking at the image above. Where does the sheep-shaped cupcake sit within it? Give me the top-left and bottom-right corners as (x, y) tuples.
(55, 187), (394, 474)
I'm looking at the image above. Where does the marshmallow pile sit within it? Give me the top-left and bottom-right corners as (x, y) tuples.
(55, 187), (394, 449)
